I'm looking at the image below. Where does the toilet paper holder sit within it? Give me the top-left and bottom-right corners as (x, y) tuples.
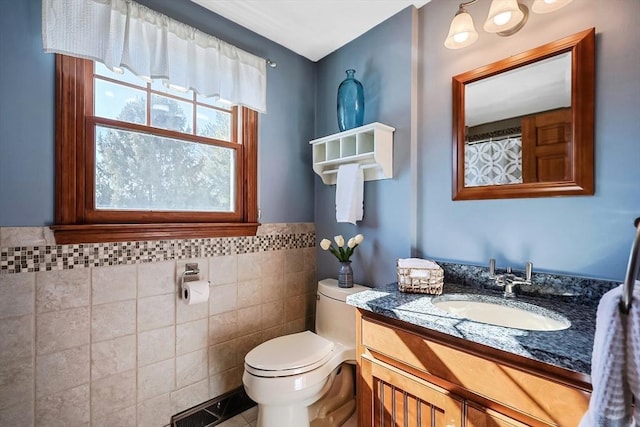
(180, 263), (200, 298)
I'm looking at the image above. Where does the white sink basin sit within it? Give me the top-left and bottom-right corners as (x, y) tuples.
(432, 295), (571, 331)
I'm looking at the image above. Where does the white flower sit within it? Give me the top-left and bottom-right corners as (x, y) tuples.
(320, 239), (332, 250)
(321, 233), (365, 262)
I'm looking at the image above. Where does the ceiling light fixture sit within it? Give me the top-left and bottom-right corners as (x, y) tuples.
(483, 0), (528, 36)
(531, 0), (573, 14)
(444, 0), (572, 49)
(444, 1), (479, 50)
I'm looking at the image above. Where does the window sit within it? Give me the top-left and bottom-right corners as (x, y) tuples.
(52, 55), (258, 244)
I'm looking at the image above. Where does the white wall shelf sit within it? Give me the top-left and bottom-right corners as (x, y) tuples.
(309, 122), (395, 185)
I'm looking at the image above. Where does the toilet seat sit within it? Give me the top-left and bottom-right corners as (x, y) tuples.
(245, 331), (335, 377)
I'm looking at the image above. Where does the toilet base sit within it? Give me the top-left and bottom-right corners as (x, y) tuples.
(310, 364), (356, 427)
(253, 371), (334, 427)
(257, 404), (311, 427)
(253, 364), (356, 427)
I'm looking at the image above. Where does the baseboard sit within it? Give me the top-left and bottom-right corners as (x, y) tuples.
(171, 387), (256, 427)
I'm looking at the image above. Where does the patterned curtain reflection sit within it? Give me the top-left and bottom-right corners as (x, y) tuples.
(465, 137), (523, 187)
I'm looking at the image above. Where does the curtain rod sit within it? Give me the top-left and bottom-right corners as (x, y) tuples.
(466, 133), (522, 145)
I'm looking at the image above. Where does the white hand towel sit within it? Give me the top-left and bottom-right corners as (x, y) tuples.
(335, 163), (364, 224)
(626, 281), (640, 424)
(397, 258), (440, 270)
(579, 283), (638, 427)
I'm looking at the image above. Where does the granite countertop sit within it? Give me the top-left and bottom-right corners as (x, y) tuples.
(346, 282), (597, 376)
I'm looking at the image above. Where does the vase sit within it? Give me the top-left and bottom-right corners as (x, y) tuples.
(338, 261), (354, 288)
(337, 69), (364, 132)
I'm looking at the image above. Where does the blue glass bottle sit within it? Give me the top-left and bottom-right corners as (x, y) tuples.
(337, 69), (364, 131)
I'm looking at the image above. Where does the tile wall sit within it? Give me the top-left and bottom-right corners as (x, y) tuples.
(0, 223), (317, 427)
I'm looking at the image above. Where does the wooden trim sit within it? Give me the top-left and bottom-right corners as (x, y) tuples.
(84, 210), (243, 224)
(88, 116), (240, 149)
(572, 28), (596, 195)
(355, 309), (371, 427)
(53, 55), (259, 244)
(452, 28), (595, 200)
(50, 223), (260, 244)
(55, 55), (90, 224)
(243, 108), (259, 223)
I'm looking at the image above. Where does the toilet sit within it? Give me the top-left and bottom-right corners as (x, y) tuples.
(242, 278), (368, 427)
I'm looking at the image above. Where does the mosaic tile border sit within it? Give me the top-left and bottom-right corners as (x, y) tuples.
(0, 227), (315, 275)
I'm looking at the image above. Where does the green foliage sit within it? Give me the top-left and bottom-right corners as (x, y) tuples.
(327, 244), (359, 261)
(95, 96), (234, 212)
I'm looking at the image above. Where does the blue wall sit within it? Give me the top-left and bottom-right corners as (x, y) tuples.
(314, 7), (416, 286)
(2, 0), (638, 283)
(417, 0), (640, 281)
(0, 1), (55, 226)
(313, 0), (639, 283)
(0, 0), (316, 226)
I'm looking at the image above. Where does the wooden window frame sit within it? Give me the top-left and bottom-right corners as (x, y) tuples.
(51, 55), (259, 244)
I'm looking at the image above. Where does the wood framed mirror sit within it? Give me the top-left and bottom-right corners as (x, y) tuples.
(452, 28), (595, 200)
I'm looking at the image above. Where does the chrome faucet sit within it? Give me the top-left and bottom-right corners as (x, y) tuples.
(489, 259), (533, 298)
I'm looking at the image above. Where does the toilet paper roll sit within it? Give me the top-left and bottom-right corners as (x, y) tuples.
(182, 280), (210, 305)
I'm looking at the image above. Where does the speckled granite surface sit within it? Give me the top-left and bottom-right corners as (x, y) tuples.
(347, 281), (602, 376)
(439, 261), (619, 303)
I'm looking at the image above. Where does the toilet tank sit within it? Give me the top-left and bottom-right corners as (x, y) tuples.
(315, 279), (369, 349)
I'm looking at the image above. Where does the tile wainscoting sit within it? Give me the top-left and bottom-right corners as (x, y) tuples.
(0, 223), (316, 426)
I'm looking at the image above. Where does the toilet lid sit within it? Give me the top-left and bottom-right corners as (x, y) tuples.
(245, 331), (335, 373)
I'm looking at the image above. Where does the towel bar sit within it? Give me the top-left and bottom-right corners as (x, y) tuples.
(321, 163), (379, 175)
(620, 217), (640, 313)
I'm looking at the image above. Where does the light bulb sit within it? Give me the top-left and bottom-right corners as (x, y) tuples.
(453, 32), (470, 43)
(493, 11), (512, 26)
(532, 0), (572, 14)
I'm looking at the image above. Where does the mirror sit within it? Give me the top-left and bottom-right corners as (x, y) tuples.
(452, 28), (595, 200)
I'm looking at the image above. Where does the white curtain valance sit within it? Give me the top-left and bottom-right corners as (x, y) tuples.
(43, 0), (267, 113)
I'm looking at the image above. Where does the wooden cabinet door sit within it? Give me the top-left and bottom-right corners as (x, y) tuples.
(466, 404), (537, 427)
(360, 355), (463, 427)
(522, 108), (572, 183)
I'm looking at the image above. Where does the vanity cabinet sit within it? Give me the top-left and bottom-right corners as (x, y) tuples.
(361, 355), (464, 426)
(356, 310), (591, 427)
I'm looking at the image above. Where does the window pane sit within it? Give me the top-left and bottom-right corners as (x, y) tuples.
(151, 94), (194, 133)
(197, 105), (232, 141)
(95, 126), (235, 212)
(94, 62), (147, 88)
(94, 79), (147, 124)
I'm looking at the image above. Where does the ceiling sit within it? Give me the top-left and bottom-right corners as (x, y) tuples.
(466, 52), (572, 127)
(191, 0), (431, 62)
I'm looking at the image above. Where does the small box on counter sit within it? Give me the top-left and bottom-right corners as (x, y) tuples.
(396, 258), (444, 294)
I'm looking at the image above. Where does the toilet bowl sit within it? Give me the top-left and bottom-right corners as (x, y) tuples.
(242, 279), (367, 427)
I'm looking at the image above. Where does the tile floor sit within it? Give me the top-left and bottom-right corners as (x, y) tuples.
(217, 406), (256, 427)
(221, 406), (357, 427)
